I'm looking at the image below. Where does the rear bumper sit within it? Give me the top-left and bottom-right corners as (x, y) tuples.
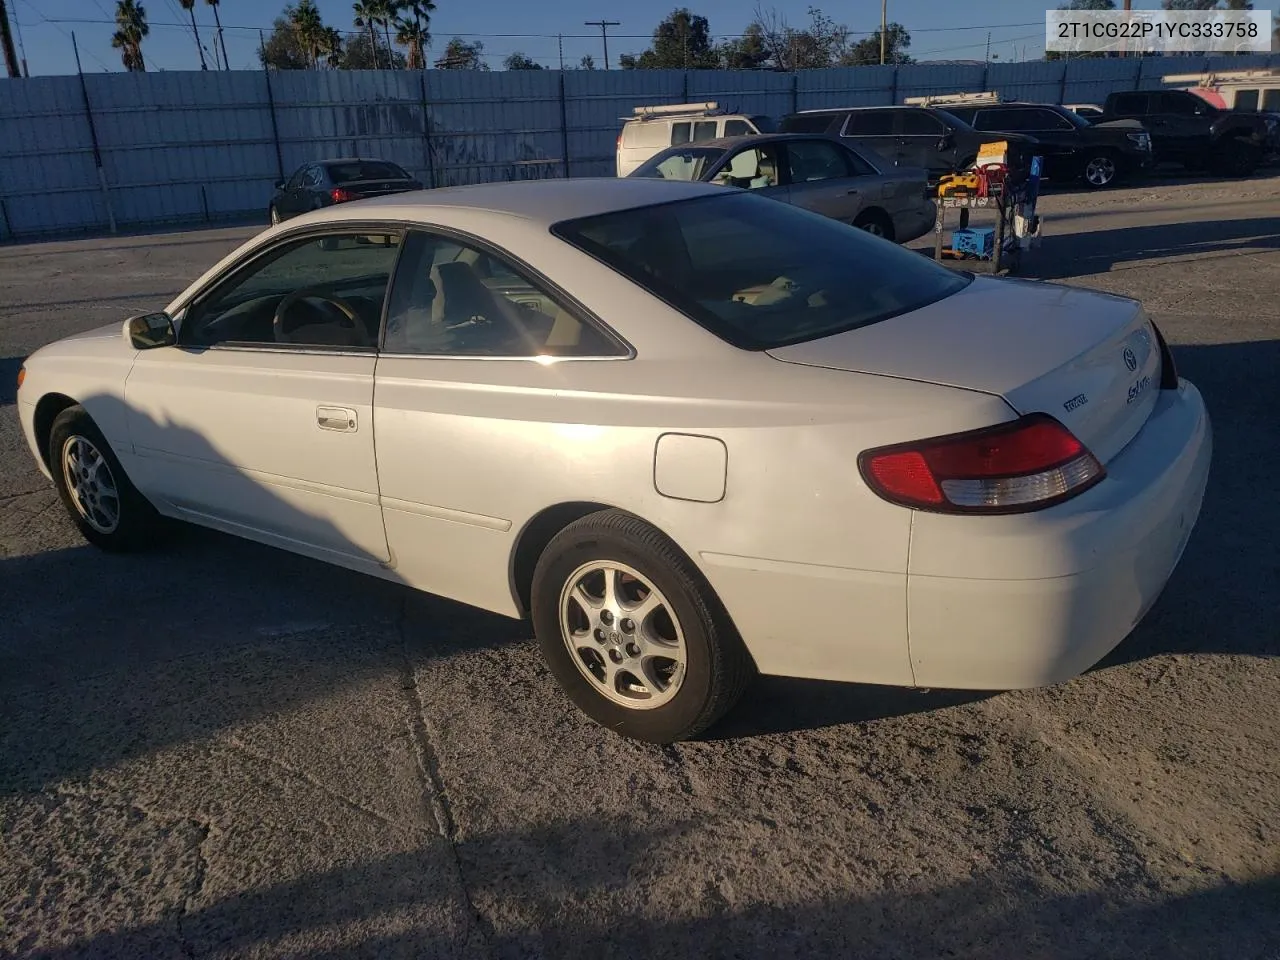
(906, 381), (1211, 689)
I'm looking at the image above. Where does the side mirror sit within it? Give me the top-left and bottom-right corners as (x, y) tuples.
(126, 312), (176, 350)
(274, 179), (285, 190)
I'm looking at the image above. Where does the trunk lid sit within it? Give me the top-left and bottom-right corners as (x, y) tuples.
(341, 179), (417, 198)
(767, 276), (1161, 464)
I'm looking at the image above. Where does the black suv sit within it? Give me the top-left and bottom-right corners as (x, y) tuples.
(1099, 89), (1273, 177)
(780, 106), (1038, 182)
(942, 102), (1152, 189)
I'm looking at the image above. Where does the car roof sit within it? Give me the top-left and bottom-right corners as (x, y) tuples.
(297, 177), (726, 227)
(659, 133), (842, 150)
(319, 157), (401, 165)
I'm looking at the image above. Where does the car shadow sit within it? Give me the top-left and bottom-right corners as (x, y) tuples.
(1028, 215), (1280, 279)
(0, 356), (21, 405)
(21, 825), (1280, 960)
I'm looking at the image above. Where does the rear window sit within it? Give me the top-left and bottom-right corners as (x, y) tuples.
(623, 121), (672, 148)
(630, 148), (722, 181)
(327, 161), (409, 183)
(552, 193), (970, 351)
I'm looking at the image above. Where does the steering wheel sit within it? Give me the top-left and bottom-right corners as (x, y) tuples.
(273, 287), (366, 344)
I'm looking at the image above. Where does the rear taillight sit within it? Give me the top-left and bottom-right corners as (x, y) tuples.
(1149, 321), (1179, 389)
(859, 414), (1105, 514)
(15, 366), (24, 392)
(330, 187), (355, 203)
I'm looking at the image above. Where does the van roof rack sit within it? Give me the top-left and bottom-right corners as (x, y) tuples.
(1162, 69), (1280, 87)
(904, 91), (1004, 107)
(628, 101), (722, 120)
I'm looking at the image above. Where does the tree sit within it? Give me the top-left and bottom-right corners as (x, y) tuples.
(842, 23), (912, 65)
(342, 29), (406, 68)
(353, 0), (383, 67)
(320, 26), (344, 67)
(504, 52), (543, 69)
(435, 37), (487, 69)
(1063, 0), (1115, 7)
(0, 0), (19, 78)
(372, 0), (397, 58)
(111, 0), (149, 72)
(206, 0), (229, 70)
(259, 14), (310, 68)
(177, 0), (208, 70)
(624, 8), (720, 69)
(394, 15), (429, 68)
(749, 5), (853, 70)
(716, 22), (769, 69)
(289, 0), (328, 67)
(579, 53), (596, 69)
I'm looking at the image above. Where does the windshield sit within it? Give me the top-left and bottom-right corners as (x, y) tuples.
(750, 115), (778, 133)
(327, 161), (411, 183)
(630, 148), (724, 181)
(553, 193), (970, 350)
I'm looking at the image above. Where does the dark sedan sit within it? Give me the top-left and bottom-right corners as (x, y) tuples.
(268, 158), (422, 224)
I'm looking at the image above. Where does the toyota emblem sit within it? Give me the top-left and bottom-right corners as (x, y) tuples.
(1123, 347), (1137, 372)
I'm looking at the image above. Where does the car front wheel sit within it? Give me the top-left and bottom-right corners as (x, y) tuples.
(1082, 151), (1118, 188)
(531, 509), (754, 743)
(49, 406), (162, 551)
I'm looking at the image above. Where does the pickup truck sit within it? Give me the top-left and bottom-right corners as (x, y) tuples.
(1099, 89), (1273, 176)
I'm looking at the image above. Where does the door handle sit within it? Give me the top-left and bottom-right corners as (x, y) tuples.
(317, 406), (357, 432)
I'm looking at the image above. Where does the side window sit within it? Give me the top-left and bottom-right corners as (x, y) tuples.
(1262, 89), (1280, 112)
(285, 165), (308, 189)
(692, 120), (718, 141)
(1111, 93), (1148, 116)
(671, 122), (692, 145)
(304, 166), (324, 187)
(713, 146), (781, 189)
(785, 140), (853, 182)
(183, 232), (401, 349)
(723, 119), (753, 137)
(842, 111), (894, 136)
(784, 114), (837, 134)
(900, 111), (946, 136)
(1161, 93), (1200, 115)
(1031, 108), (1073, 131)
(383, 231), (624, 358)
(1234, 89), (1259, 112)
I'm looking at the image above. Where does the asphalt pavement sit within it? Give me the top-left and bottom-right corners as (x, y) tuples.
(2, 175), (1279, 960)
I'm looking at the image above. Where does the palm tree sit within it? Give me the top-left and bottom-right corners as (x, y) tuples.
(394, 0), (433, 68)
(288, 0), (326, 67)
(321, 26), (344, 67)
(372, 0), (399, 60)
(205, 0), (229, 69)
(111, 0), (148, 72)
(177, 0), (208, 70)
(353, 0), (382, 68)
(394, 15), (428, 68)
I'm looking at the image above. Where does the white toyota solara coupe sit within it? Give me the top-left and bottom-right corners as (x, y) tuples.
(16, 178), (1212, 743)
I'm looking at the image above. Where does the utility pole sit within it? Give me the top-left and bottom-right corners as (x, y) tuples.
(880, 0), (886, 65)
(558, 33), (564, 71)
(985, 31), (991, 65)
(0, 0), (21, 79)
(584, 20), (619, 70)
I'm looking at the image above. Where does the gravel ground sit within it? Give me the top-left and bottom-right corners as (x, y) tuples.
(2, 175), (1278, 960)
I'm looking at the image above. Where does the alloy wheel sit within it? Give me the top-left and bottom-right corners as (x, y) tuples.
(1086, 156), (1116, 187)
(61, 435), (120, 534)
(559, 561), (687, 709)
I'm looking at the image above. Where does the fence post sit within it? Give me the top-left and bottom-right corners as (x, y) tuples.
(559, 72), (571, 179)
(791, 72), (798, 114)
(72, 33), (115, 234)
(263, 68), (285, 181)
(890, 66), (898, 105)
(682, 71), (689, 102)
(1059, 60), (1068, 104)
(419, 68), (436, 188)
(0, 197), (11, 240)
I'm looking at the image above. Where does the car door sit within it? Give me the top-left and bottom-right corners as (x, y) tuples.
(1111, 92), (1182, 158)
(123, 227), (402, 567)
(778, 138), (866, 223)
(976, 107), (1077, 179)
(896, 110), (954, 177)
(374, 229), (630, 613)
(838, 109), (898, 165)
(1150, 92), (1209, 160)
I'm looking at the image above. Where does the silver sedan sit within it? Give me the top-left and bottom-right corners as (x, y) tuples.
(627, 133), (936, 243)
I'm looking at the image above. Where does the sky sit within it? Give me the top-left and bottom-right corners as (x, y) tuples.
(7, 0), (1278, 76)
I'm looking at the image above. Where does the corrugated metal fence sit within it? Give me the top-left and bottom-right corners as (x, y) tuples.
(2, 53), (1277, 240)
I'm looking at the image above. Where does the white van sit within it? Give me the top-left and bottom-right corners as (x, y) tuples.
(616, 102), (774, 177)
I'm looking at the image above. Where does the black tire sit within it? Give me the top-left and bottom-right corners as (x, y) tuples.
(853, 209), (896, 242)
(530, 509), (754, 744)
(1080, 150), (1119, 189)
(48, 406), (163, 552)
(1209, 139), (1261, 178)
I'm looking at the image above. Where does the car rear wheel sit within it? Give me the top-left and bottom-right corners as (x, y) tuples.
(853, 209), (896, 242)
(1082, 151), (1118, 188)
(49, 406), (163, 552)
(1210, 139), (1261, 178)
(531, 509), (754, 743)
